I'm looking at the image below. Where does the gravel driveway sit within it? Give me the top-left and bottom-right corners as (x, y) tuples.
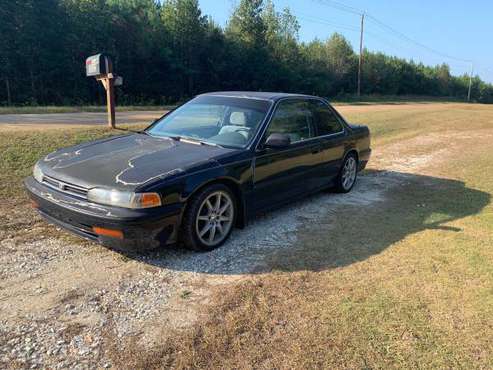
(0, 130), (451, 369)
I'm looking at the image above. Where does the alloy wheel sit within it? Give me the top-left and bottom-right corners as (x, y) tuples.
(195, 190), (234, 247)
(342, 156), (357, 190)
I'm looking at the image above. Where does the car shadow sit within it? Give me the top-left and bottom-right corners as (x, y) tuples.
(117, 170), (490, 275)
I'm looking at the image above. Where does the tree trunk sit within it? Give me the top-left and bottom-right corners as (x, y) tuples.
(188, 74), (193, 96)
(6, 77), (11, 106)
(29, 67), (36, 104)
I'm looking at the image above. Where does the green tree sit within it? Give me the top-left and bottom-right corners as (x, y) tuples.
(2, 0), (493, 105)
(324, 33), (356, 94)
(226, 0), (266, 47)
(0, 0), (17, 105)
(261, 1), (301, 91)
(161, 0), (207, 98)
(300, 40), (328, 95)
(225, 0), (270, 90)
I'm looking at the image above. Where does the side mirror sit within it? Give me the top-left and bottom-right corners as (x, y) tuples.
(264, 133), (291, 149)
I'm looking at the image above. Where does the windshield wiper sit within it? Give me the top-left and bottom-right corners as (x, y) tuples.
(199, 140), (222, 148)
(165, 135), (182, 141)
(144, 133), (222, 147)
(179, 136), (222, 148)
(147, 133), (182, 141)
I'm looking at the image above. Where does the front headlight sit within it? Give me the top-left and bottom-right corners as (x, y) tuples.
(87, 188), (162, 209)
(33, 162), (44, 183)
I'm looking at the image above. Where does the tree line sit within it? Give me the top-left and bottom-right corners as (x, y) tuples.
(1, 0), (493, 106)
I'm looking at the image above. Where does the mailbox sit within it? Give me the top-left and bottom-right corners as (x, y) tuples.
(114, 75), (123, 87)
(86, 53), (119, 128)
(85, 54), (112, 77)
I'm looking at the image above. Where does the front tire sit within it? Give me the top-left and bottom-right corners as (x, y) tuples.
(335, 153), (358, 193)
(181, 184), (236, 252)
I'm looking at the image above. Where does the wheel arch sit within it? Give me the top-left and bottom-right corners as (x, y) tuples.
(344, 148), (359, 164)
(183, 177), (247, 229)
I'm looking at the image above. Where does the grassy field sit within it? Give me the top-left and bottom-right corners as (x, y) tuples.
(1, 103), (493, 368)
(0, 95), (467, 115)
(0, 124), (152, 200)
(333, 94), (466, 105)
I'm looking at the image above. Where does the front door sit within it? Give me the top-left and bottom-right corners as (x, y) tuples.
(253, 99), (325, 211)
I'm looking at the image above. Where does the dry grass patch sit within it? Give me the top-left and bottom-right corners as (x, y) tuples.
(107, 160), (493, 368)
(105, 103), (493, 369)
(2, 103), (493, 368)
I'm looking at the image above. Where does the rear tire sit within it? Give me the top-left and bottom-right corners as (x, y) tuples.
(334, 153), (358, 193)
(181, 184), (236, 252)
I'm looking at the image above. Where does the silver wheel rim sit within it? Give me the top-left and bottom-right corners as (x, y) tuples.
(342, 157), (357, 190)
(195, 191), (234, 247)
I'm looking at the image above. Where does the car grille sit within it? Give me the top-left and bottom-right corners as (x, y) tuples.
(42, 175), (89, 199)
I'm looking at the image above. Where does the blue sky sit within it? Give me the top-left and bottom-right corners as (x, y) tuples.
(198, 0), (493, 82)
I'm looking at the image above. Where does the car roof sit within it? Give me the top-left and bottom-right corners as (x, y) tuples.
(199, 91), (321, 102)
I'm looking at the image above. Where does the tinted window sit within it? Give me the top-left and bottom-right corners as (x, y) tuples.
(309, 100), (344, 136)
(266, 100), (315, 143)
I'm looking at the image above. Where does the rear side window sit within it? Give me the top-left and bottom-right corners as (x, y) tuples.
(266, 100), (315, 143)
(309, 100), (344, 136)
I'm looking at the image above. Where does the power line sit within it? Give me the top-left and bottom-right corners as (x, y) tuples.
(311, 0), (363, 16)
(294, 12), (360, 33)
(365, 15), (472, 65)
(295, 2), (473, 72)
(308, 0), (474, 66)
(294, 10), (463, 68)
(362, 25), (472, 71)
(475, 65), (493, 75)
(296, 1), (480, 72)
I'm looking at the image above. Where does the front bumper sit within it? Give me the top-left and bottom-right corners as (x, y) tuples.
(24, 176), (183, 251)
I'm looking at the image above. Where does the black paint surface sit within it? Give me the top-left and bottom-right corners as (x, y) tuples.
(26, 93), (372, 249)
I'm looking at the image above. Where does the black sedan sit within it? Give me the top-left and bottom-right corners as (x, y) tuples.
(25, 92), (371, 251)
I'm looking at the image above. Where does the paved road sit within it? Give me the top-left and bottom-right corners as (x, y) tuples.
(0, 103), (460, 129)
(0, 110), (166, 127)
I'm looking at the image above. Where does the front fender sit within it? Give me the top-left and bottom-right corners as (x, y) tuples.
(145, 157), (254, 227)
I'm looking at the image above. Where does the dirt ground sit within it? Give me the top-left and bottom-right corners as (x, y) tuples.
(1, 103), (492, 368)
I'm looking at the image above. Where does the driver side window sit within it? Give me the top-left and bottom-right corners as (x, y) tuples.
(265, 100), (315, 144)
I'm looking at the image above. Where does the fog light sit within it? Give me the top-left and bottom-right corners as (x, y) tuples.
(92, 226), (123, 239)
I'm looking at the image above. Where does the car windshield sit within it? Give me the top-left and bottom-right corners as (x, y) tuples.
(146, 95), (272, 148)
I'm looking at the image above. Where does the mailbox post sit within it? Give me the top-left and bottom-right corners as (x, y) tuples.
(86, 54), (118, 129)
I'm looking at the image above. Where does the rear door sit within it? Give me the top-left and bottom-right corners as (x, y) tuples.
(252, 99), (326, 210)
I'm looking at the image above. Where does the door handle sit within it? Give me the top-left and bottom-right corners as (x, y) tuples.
(311, 146), (322, 154)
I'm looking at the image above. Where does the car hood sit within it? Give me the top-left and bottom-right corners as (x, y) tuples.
(39, 134), (235, 191)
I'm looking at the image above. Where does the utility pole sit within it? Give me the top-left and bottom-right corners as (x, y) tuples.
(357, 13), (365, 98)
(467, 63), (473, 102)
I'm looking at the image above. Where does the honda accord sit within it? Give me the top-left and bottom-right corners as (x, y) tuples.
(25, 92), (371, 251)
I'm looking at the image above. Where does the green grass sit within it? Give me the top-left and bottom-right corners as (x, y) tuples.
(0, 125), (145, 199)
